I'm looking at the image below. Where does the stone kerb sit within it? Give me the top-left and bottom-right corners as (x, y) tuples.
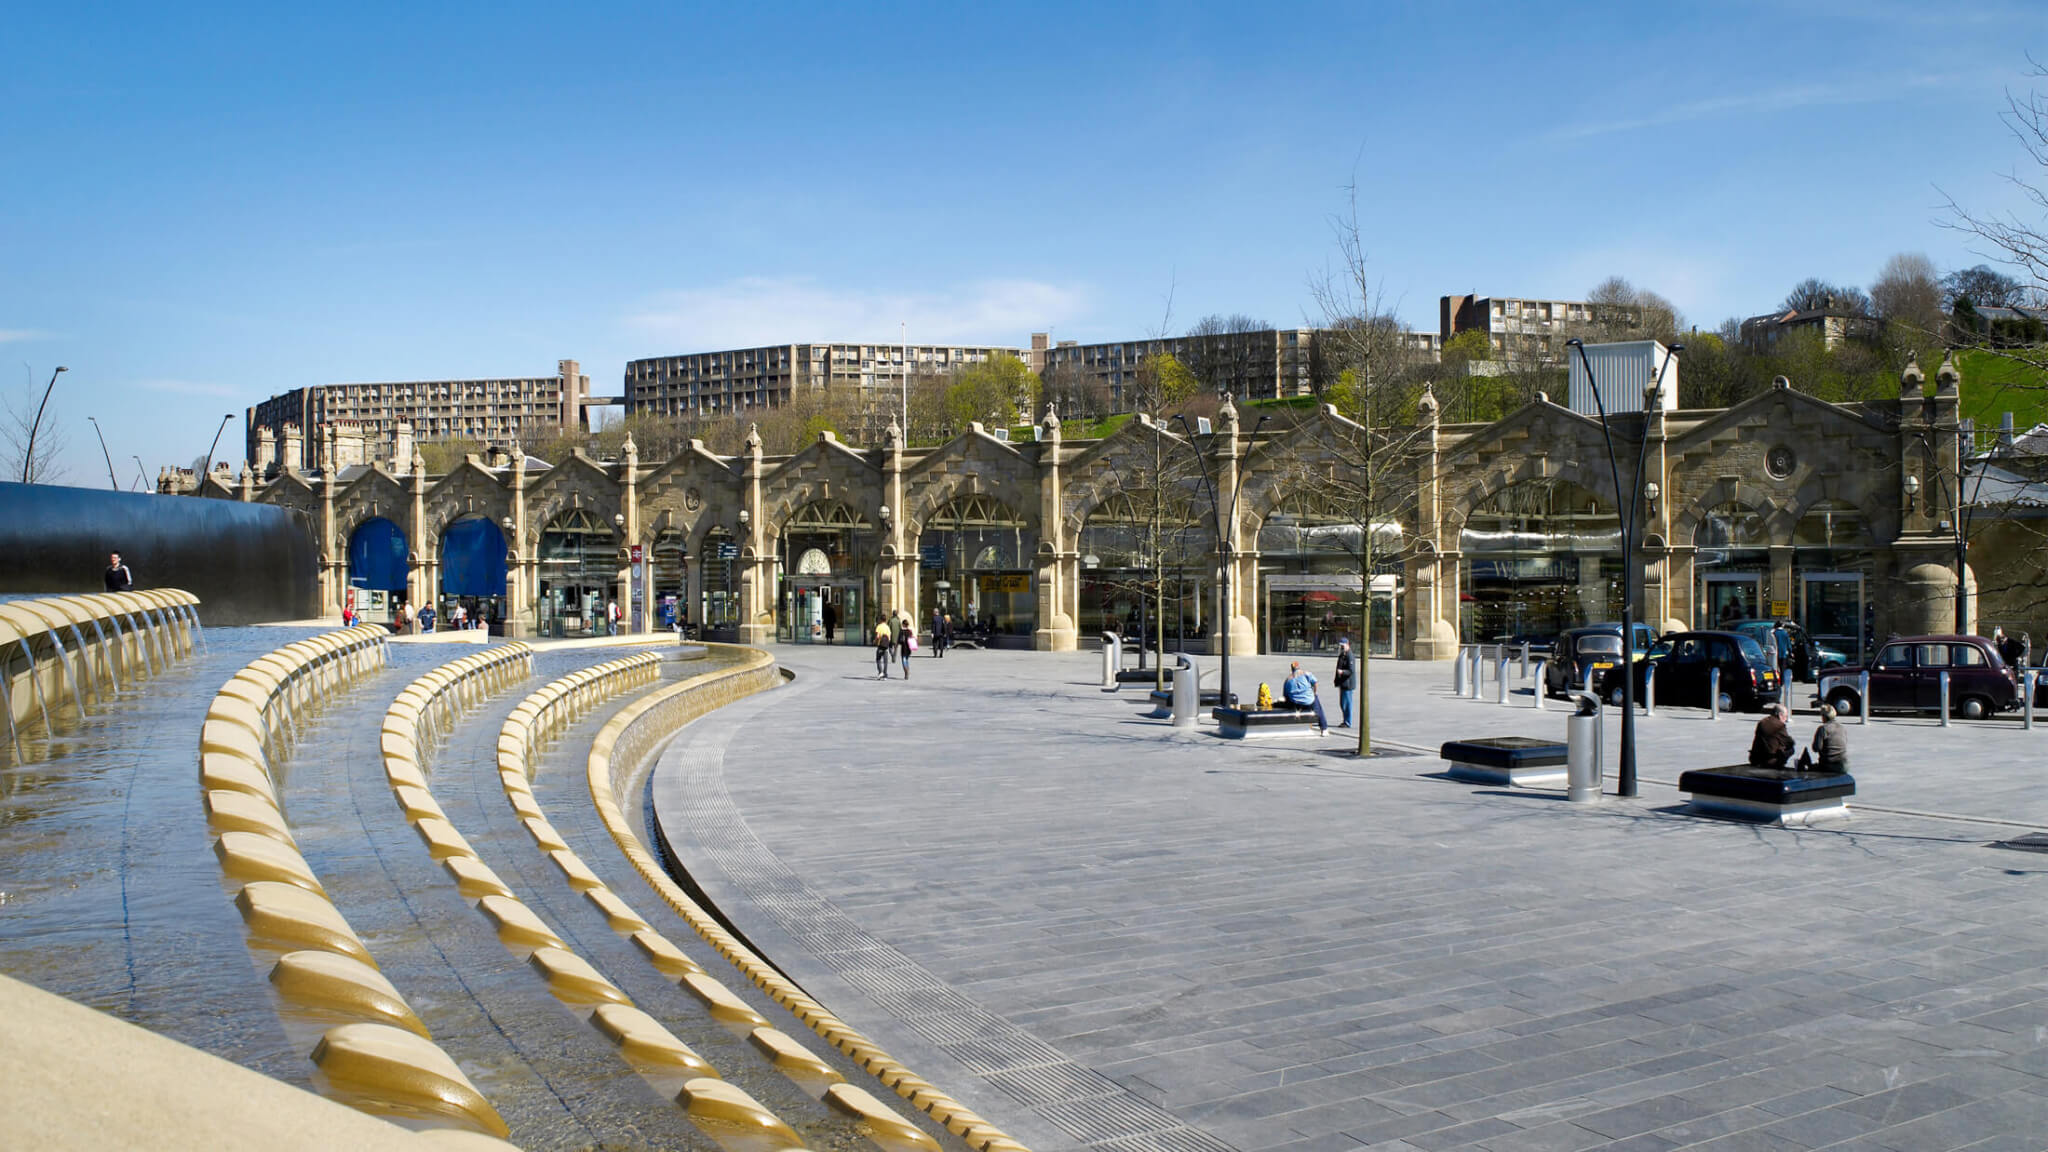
(585, 650), (1029, 1152)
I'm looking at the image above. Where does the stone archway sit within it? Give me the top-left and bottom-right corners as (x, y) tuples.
(917, 493), (1037, 644)
(1456, 477), (1621, 644)
(776, 501), (880, 646)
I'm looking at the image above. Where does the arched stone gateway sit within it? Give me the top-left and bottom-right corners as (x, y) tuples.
(437, 516), (508, 633)
(1254, 494), (1405, 656)
(228, 357), (2048, 652)
(345, 517), (407, 623)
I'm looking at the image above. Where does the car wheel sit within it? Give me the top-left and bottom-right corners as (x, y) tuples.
(1959, 695), (1990, 721)
(1717, 691), (1734, 714)
(1827, 689), (1859, 717)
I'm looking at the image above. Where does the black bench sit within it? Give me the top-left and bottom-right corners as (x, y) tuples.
(1677, 765), (1855, 825)
(1439, 737), (1569, 787)
(1146, 688), (1238, 717)
(1214, 707), (1322, 739)
(1114, 666), (1173, 685)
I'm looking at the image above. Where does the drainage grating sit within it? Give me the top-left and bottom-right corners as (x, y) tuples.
(1990, 832), (2048, 853)
(987, 1061), (1126, 1106)
(1039, 1094), (1193, 1143)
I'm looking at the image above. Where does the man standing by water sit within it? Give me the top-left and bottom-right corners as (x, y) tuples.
(104, 551), (132, 592)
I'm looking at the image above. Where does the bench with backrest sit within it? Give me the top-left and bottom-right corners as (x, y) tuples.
(1677, 765), (1854, 825)
(1213, 706), (1321, 739)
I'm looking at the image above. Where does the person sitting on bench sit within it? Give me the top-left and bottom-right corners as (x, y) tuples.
(1748, 703), (1794, 770)
(1281, 661), (1328, 736)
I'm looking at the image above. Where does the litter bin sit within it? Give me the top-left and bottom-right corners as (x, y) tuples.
(1172, 655), (1199, 729)
(1101, 632), (1123, 688)
(1566, 691), (1603, 803)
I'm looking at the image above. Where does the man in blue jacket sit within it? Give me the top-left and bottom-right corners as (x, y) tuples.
(1282, 661), (1328, 736)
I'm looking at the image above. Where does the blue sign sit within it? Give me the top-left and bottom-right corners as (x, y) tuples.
(920, 544), (947, 570)
(716, 542), (739, 560)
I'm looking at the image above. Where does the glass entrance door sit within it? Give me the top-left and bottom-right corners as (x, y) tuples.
(1802, 573), (1864, 665)
(1700, 574), (1762, 630)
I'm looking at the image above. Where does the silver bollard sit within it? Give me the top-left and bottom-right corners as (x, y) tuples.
(1532, 660), (1546, 709)
(1940, 669), (1951, 728)
(1709, 667), (1721, 721)
(1520, 641), (1531, 678)
(1643, 661), (1655, 717)
(1858, 670), (1870, 725)
(1101, 632), (1122, 688)
(2025, 670), (2036, 730)
(1469, 646), (1483, 699)
(1566, 692), (1603, 803)
(1496, 657), (1510, 704)
(1453, 646), (1467, 696)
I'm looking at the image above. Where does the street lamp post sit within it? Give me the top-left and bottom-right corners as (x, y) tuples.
(1174, 411), (1269, 710)
(132, 455), (147, 491)
(21, 365), (67, 483)
(201, 413), (234, 481)
(1568, 339), (1680, 799)
(87, 417), (118, 490)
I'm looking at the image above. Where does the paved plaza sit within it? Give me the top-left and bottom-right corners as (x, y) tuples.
(653, 644), (2048, 1152)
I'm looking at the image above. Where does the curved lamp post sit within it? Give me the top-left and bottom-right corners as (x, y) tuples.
(21, 365), (67, 483)
(200, 413), (234, 481)
(87, 416), (118, 490)
(1567, 339), (1680, 799)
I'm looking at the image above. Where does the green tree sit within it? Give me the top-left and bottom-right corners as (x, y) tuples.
(1132, 352), (1200, 412)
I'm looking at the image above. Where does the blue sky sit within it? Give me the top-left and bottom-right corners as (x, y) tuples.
(3, 1), (2043, 484)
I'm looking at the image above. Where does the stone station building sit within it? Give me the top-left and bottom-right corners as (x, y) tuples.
(187, 355), (2029, 658)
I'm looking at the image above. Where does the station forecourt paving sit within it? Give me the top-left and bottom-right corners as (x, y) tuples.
(654, 643), (2048, 1152)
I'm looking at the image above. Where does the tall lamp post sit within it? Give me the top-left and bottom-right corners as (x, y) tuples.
(1568, 339), (1680, 799)
(201, 413), (234, 481)
(132, 455), (147, 491)
(1174, 410), (1269, 709)
(20, 365), (67, 483)
(87, 417), (118, 490)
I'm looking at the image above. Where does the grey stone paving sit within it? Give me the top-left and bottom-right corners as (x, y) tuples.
(652, 646), (2048, 1152)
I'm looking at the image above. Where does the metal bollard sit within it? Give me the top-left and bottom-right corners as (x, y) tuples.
(1520, 641), (1531, 678)
(1496, 657), (1510, 704)
(1566, 691), (1603, 803)
(1532, 660), (1546, 709)
(2025, 670), (2036, 730)
(1940, 670), (1951, 728)
(1858, 670), (1870, 725)
(1453, 646), (1467, 696)
(1643, 661), (1655, 717)
(1469, 646), (1483, 699)
(1709, 667), (1721, 721)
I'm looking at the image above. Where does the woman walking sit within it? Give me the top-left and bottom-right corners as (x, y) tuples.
(897, 614), (916, 680)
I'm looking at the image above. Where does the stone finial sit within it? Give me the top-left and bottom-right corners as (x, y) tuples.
(1900, 354), (1925, 400)
(884, 418), (902, 451)
(1416, 384), (1439, 422)
(1772, 375), (1790, 390)
(1218, 393), (1240, 434)
(622, 432), (638, 465)
(1041, 401), (1060, 434)
(1936, 350), (1960, 396)
(744, 423), (762, 452)
(239, 463), (251, 482)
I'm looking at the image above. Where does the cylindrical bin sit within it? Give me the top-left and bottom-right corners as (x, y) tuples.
(1101, 633), (1122, 688)
(1453, 646), (1467, 696)
(1567, 692), (1602, 803)
(1172, 656), (1198, 729)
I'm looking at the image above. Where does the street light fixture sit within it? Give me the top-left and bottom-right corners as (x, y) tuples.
(1567, 338), (1680, 799)
(201, 413), (234, 481)
(1173, 410), (1270, 710)
(131, 455), (147, 491)
(21, 365), (67, 483)
(87, 416), (118, 490)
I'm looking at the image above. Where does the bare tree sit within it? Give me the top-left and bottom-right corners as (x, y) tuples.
(1941, 58), (2048, 374)
(1780, 277), (1872, 316)
(2, 367), (68, 484)
(1183, 313), (1273, 400)
(1870, 252), (1946, 356)
(1579, 277), (1686, 343)
(1941, 264), (2031, 310)
(1294, 190), (1444, 753)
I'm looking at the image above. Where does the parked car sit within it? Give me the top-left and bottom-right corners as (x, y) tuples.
(1542, 622), (1658, 698)
(1723, 619), (1849, 682)
(1814, 635), (2020, 720)
(1597, 630), (1782, 713)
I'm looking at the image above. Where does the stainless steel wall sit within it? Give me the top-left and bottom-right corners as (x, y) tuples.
(0, 484), (319, 624)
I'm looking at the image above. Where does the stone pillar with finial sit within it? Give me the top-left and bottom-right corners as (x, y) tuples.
(1033, 402), (1075, 650)
(621, 432), (641, 632)
(506, 447), (529, 637)
(738, 423), (770, 645)
(1410, 384), (1459, 659)
(407, 447), (428, 625)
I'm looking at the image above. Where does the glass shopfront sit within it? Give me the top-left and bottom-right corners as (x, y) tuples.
(1794, 500), (1874, 663)
(1257, 509), (1402, 655)
(776, 502), (878, 644)
(1459, 479), (1621, 643)
(1076, 493), (1211, 650)
(1694, 501), (1769, 628)
(651, 528), (687, 632)
(700, 527), (740, 640)
(536, 508), (617, 638)
(918, 495), (1035, 642)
